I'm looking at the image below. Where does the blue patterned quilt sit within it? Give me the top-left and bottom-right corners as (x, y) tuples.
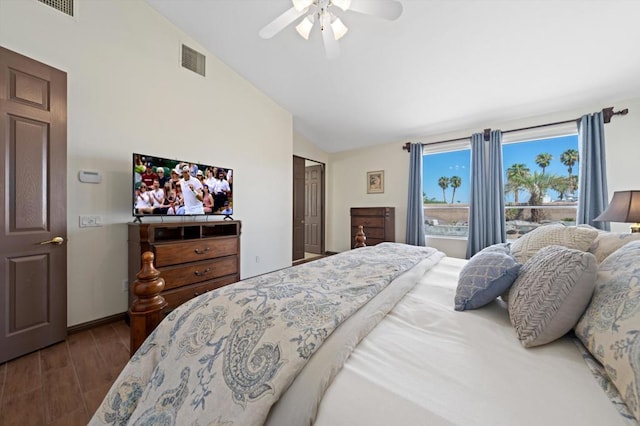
(90, 243), (442, 425)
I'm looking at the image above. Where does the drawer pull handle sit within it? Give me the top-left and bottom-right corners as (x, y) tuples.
(194, 268), (211, 277)
(194, 247), (211, 254)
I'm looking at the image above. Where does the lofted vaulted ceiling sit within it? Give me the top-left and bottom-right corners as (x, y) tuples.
(145, 0), (640, 153)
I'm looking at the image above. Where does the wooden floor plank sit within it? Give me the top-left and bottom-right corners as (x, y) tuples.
(40, 341), (70, 372)
(0, 320), (130, 424)
(0, 362), (6, 406)
(67, 331), (118, 394)
(3, 352), (41, 400)
(0, 387), (45, 426)
(43, 365), (85, 424)
(91, 324), (130, 376)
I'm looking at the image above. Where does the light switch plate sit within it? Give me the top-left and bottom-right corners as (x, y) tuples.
(79, 215), (103, 227)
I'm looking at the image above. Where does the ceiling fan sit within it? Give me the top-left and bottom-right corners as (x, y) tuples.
(259, 0), (403, 59)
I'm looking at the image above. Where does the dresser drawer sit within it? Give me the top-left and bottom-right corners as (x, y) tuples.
(160, 256), (238, 291)
(351, 226), (385, 239)
(351, 216), (385, 228)
(162, 275), (239, 311)
(351, 207), (391, 217)
(153, 237), (239, 267)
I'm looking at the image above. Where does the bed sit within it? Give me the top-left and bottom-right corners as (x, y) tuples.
(90, 225), (640, 425)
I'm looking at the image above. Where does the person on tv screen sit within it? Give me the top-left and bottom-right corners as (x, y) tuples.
(179, 165), (204, 214)
(221, 201), (233, 216)
(141, 163), (158, 188)
(212, 169), (231, 212)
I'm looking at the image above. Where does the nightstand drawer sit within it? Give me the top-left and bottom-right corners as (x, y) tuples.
(160, 256), (238, 291)
(153, 237), (238, 267)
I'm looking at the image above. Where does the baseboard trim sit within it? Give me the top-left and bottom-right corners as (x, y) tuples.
(67, 312), (128, 335)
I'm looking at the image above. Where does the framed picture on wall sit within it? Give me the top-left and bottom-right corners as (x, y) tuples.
(367, 170), (384, 194)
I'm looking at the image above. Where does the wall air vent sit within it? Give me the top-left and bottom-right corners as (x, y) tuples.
(181, 44), (206, 77)
(37, 0), (74, 16)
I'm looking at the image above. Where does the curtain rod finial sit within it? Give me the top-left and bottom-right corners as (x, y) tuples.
(602, 106), (629, 123)
(403, 142), (411, 152)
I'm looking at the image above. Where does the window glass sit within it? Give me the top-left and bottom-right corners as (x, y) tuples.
(503, 134), (579, 239)
(421, 132), (579, 239)
(423, 148), (471, 237)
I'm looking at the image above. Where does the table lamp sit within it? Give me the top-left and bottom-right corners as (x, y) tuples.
(594, 190), (640, 233)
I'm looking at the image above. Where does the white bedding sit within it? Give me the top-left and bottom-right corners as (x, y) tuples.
(315, 257), (626, 426)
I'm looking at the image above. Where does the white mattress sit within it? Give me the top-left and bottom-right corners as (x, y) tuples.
(315, 257), (625, 426)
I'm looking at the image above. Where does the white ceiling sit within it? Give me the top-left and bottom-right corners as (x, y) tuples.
(145, 0), (640, 153)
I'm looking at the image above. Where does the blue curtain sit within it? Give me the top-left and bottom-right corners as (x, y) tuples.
(577, 112), (610, 230)
(466, 130), (505, 258)
(488, 130), (507, 243)
(406, 143), (426, 246)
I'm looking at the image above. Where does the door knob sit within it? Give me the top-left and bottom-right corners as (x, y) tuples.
(40, 236), (64, 245)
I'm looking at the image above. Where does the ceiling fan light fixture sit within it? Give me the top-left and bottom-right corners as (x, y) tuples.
(295, 15), (314, 40)
(292, 0), (313, 12)
(331, 17), (348, 40)
(331, 0), (352, 12)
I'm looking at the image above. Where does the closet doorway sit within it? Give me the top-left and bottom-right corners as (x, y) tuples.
(292, 156), (325, 263)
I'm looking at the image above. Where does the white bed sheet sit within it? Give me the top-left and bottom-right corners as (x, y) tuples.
(315, 257), (625, 426)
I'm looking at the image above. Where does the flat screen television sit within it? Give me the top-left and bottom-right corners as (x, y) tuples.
(132, 153), (233, 218)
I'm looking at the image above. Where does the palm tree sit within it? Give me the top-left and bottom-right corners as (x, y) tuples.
(438, 176), (450, 203)
(535, 153), (553, 174)
(560, 149), (579, 193)
(450, 176), (461, 204)
(519, 172), (564, 223)
(505, 163), (530, 204)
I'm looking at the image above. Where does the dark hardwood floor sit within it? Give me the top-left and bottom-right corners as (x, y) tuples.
(0, 321), (130, 425)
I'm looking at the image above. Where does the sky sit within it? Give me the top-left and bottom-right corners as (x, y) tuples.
(422, 135), (579, 204)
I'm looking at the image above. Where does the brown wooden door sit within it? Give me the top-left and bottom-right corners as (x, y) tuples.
(0, 47), (67, 364)
(292, 156), (305, 261)
(304, 164), (323, 254)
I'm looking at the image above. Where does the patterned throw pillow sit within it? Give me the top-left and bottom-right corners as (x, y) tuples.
(508, 245), (597, 348)
(455, 244), (521, 311)
(588, 231), (640, 263)
(510, 223), (599, 264)
(575, 240), (640, 422)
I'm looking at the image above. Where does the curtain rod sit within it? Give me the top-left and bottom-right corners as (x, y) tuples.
(402, 106), (628, 152)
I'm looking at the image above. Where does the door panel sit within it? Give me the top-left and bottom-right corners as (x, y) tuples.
(292, 156), (305, 261)
(0, 46), (67, 363)
(304, 164), (323, 254)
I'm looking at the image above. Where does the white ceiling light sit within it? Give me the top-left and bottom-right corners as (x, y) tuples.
(331, 0), (352, 12)
(259, 0), (403, 59)
(292, 0), (313, 12)
(295, 15), (314, 40)
(331, 16), (348, 40)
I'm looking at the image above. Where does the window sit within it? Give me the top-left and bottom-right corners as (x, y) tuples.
(422, 126), (579, 239)
(423, 147), (471, 237)
(503, 133), (578, 239)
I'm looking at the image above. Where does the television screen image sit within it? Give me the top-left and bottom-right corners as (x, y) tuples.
(133, 153), (233, 217)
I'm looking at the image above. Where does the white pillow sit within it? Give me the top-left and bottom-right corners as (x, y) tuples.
(510, 223), (599, 264)
(508, 245), (597, 348)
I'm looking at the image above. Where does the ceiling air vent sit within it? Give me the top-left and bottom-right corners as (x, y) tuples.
(37, 0), (74, 16)
(181, 44), (206, 77)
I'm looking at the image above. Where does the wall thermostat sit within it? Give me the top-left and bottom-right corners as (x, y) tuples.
(78, 170), (102, 184)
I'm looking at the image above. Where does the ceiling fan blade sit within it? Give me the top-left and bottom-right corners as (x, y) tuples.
(259, 7), (307, 39)
(322, 23), (341, 59)
(347, 0), (403, 20)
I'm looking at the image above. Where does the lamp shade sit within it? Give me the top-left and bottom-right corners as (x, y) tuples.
(594, 190), (640, 225)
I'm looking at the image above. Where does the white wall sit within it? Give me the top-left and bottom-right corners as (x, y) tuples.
(0, 0), (294, 326)
(328, 97), (640, 257)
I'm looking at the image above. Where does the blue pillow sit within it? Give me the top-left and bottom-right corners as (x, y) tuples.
(455, 246), (521, 311)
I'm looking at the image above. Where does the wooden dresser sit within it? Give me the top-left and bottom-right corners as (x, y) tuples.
(350, 207), (395, 247)
(128, 220), (241, 314)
